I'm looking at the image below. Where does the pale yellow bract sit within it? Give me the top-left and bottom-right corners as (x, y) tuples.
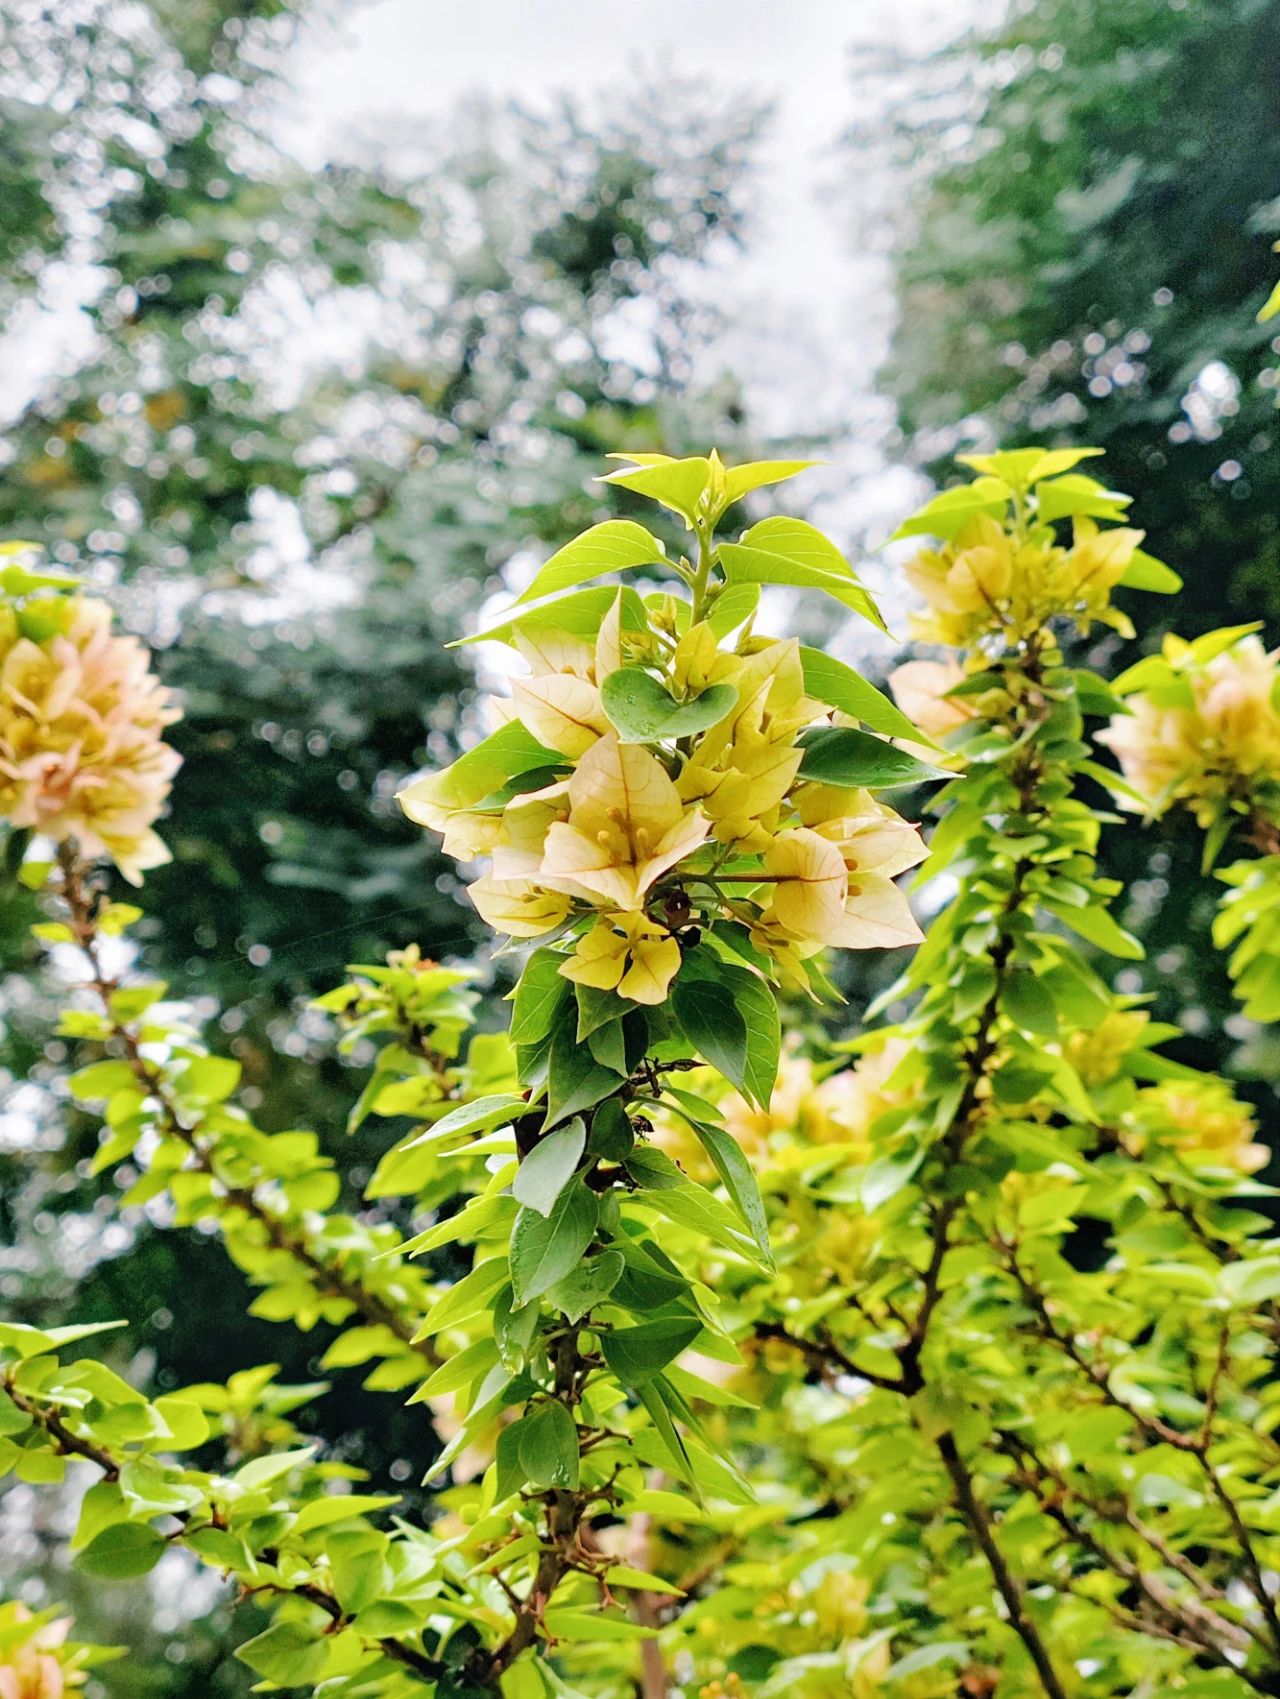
(539, 734), (710, 912)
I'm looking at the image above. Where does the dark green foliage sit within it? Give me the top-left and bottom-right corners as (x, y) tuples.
(874, 0), (1280, 1115)
(880, 0), (1280, 638)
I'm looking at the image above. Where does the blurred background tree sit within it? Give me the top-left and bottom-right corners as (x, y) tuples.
(871, 0), (1280, 1128)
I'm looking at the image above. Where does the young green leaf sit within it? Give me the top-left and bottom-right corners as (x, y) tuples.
(799, 647), (940, 747)
(1119, 549), (1182, 593)
(513, 1118), (586, 1217)
(236, 1622), (328, 1686)
(602, 1316), (702, 1383)
(797, 726), (951, 789)
(721, 460), (819, 505)
(600, 668), (738, 744)
(456, 584), (648, 648)
(718, 534), (886, 631)
(400, 1093), (527, 1153)
(398, 720), (564, 819)
(518, 1399), (580, 1490)
(889, 476), (1011, 540)
(510, 1179), (600, 1307)
(542, 1249), (625, 1323)
(599, 455), (712, 524)
(513, 520), (664, 605)
(77, 1521), (167, 1581)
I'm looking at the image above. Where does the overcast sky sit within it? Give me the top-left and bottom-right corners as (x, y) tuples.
(284, 0), (990, 643)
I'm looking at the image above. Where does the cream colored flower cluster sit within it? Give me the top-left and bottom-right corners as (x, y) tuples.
(904, 513), (1144, 650)
(1103, 631), (1280, 829)
(0, 1605), (86, 1699)
(0, 587), (181, 883)
(401, 610), (926, 1002)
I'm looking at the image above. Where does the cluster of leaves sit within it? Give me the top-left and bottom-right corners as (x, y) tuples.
(628, 468), (1280, 1696)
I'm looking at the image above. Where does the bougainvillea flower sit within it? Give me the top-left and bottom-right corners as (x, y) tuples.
(559, 910), (682, 1004)
(0, 597), (181, 885)
(539, 734), (709, 910)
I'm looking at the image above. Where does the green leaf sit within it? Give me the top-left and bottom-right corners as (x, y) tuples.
(170, 1053), (237, 1107)
(629, 1175), (765, 1265)
(1002, 969), (1059, 1037)
(722, 459), (818, 504)
(586, 1017), (628, 1075)
(518, 1399), (580, 1490)
(233, 1445), (316, 1490)
(718, 535), (886, 631)
(291, 1493), (399, 1533)
(540, 1609), (655, 1643)
(71, 1480), (127, 1551)
(236, 1621), (328, 1685)
(494, 1418), (528, 1502)
(510, 1179), (600, 1307)
(1220, 1258), (1280, 1307)
(509, 951), (572, 1046)
(574, 982), (628, 1041)
(400, 1093), (527, 1152)
(634, 1376), (697, 1487)
(737, 515), (853, 578)
(1120, 548), (1182, 593)
(600, 668), (738, 743)
(400, 721), (564, 815)
(1035, 474), (1132, 524)
(797, 726), (950, 789)
(603, 1317), (702, 1383)
(415, 1255), (511, 1338)
(684, 1118), (771, 1259)
(78, 1521), (167, 1580)
(545, 1022), (623, 1128)
(799, 647), (940, 747)
(705, 582), (760, 638)
(513, 1118), (586, 1217)
(672, 974), (748, 1100)
(1045, 899), (1145, 961)
(514, 520), (665, 605)
(68, 1060), (136, 1103)
(603, 1565), (685, 1597)
(456, 584), (648, 648)
(542, 1250), (625, 1323)
(0, 1319), (126, 1360)
(599, 455), (712, 524)
(1069, 668), (1131, 717)
(960, 446), (1102, 486)
(889, 477), (1011, 540)
(862, 1142), (924, 1211)
(587, 1098), (634, 1161)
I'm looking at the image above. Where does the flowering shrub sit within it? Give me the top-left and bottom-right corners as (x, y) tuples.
(2, 449), (1280, 1699)
(0, 546), (180, 885)
(1104, 626), (1280, 1019)
(400, 450), (936, 1008)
